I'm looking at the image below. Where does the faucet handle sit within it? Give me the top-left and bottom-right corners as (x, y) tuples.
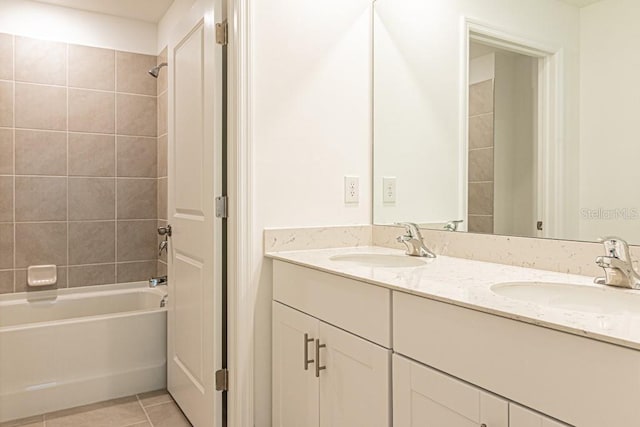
(395, 222), (422, 237)
(599, 236), (631, 260)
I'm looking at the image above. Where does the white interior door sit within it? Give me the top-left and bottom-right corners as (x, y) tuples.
(167, 0), (223, 425)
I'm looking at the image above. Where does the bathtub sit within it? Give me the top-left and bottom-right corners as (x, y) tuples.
(0, 282), (167, 423)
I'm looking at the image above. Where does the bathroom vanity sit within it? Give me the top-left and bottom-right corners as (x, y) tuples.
(268, 247), (640, 427)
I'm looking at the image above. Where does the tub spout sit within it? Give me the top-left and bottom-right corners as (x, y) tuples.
(149, 276), (167, 288)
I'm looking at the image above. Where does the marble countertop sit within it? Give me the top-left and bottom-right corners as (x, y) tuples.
(266, 246), (640, 351)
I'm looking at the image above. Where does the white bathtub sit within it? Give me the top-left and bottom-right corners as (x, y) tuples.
(0, 282), (167, 423)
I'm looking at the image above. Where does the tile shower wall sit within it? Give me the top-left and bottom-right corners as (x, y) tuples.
(468, 79), (495, 234)
(0, 33), (168, 293)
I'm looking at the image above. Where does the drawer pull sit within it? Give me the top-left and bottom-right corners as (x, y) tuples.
(315, 339), (326, 378)
(303, 333), (314, 370)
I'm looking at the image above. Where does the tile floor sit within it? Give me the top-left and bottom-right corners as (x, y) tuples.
(1, 390), (191, 427)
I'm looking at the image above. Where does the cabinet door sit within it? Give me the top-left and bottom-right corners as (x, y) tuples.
(318, 321), (391, 427)
(393, 354), (508, 427)
(510, 404), (570, 427)
(272, 302), (319, 427)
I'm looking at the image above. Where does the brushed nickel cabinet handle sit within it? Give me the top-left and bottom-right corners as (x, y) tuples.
(315, 339), (326, 378)
(303, 333), (314, 370)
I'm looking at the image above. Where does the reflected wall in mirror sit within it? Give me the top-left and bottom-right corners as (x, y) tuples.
(373, 0), (640, 244)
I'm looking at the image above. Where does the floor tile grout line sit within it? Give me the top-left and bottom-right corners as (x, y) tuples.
(136, 395), (155, 427)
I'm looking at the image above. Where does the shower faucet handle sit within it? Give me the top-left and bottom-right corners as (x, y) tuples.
(157, 224), (172, 236)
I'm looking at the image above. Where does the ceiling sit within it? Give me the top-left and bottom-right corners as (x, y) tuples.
(34, 0), (174, 23)
(559, 0), (603, 7)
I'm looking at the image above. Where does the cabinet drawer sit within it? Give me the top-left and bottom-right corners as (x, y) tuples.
(393, 291), (640, 427)
(273, 260), (391, 347)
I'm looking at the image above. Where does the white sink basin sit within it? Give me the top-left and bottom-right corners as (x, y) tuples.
(491, 282), (640, 315)
(329, 253), (428, 268)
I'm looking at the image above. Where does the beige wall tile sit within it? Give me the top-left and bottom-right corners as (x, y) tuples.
(68, 221), (115, 265)
(68, 264), (116, 287)
(116, 51), (157, 96)
(469, 79), (494, 116)
(157, 134), (167, 177)
(469, 113), (494, 149)
(146, 401), (191, 427)
(15, 177), (67, 221)
(117, 94), (157, 137)
(68, 45), (115, 91)
(468, 148), (494, 183)
(0, 270), (13, 294)
(0, 128), (13, 174)
(157, 260), (167, 277)
(157, 47), (168, 95)
(15, 222), (67, 268)
(116, 260), (156, 283)
(68, 133), (115, 177)
(157, 177), (167, 221)
(15, 83), (67, 131)
(117, 136), (157, 178)
(69, 89), (115, 134)
(15, 266), (67, 291)
(117, 179), (156, 219)
(117, 220), (156, 261)
(468, 182), (494, 216)
(45, 396), (147, 427)
(0, 81), (14, 127)
(0, 176), (13, 222)
(0, 33), (13, 81)
(68, 177), (115, 220)
(0, 223), (13, 269)
(468, 215), (494, 234)
(15, 37), (66, 85)
(15, 130), (67, 176)
(157, 91), (167, 136)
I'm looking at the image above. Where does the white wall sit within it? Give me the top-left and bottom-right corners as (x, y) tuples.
(250, 0), (373, 423)
(579, 0), (640, 243)
(157, 0), (196, 53)
(0, 0), (158, 54)
(373, 0), (581, 239)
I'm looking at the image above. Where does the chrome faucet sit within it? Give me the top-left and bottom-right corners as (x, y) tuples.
(395, 222), (436, 258)
(149, 275), (168, 288)
(594, 237), (640, 289)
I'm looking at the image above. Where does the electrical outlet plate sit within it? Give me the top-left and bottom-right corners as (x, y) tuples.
(382, 176), (396, 203)
(344, 176), (359, 204)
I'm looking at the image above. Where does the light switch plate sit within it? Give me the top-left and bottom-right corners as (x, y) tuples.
(383, 177), (396, 203)
(344, 176), (359, 204)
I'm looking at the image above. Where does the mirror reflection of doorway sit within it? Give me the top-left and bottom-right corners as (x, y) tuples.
(467, 41), (539, 237)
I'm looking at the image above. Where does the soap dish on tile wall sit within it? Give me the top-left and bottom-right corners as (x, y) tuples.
(27, 265), (57, 287)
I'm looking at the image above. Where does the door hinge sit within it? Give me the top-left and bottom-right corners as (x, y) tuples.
(215, 20), (228, 46)
(215, 195), (228, 219)
(215, 368), (229, 391)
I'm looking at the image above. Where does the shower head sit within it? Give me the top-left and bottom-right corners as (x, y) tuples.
(148, 62), (168, 78)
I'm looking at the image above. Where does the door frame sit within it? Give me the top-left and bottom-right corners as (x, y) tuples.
(227, 0), (255, 426)
(460, 17), (563, 238)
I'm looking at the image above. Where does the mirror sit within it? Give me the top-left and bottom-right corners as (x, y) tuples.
(373, 0), (640, 244)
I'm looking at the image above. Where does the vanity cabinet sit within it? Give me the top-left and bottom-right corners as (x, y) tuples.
(271, 258), (640, 427)
(272, 263), (391, 427)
